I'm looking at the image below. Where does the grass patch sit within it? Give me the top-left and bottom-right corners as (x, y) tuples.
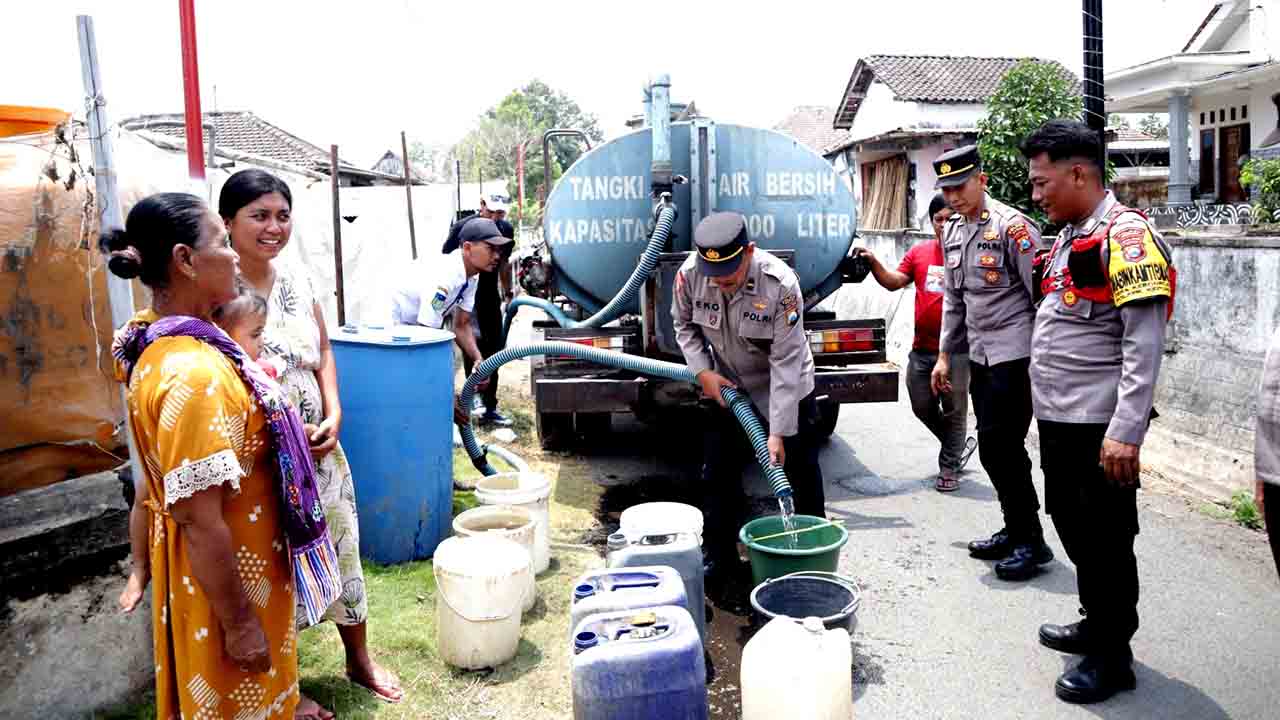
(1229, 490), (1263, 530)
(1200, 491), (1264, 530)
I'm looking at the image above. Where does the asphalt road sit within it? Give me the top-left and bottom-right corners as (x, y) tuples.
(820, 392), (1280, 720)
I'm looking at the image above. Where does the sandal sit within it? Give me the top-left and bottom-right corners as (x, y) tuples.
(958, 436), (978, 470)
(935, 471), (960, 493)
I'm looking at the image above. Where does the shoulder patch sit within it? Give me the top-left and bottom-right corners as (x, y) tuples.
(1008, 223), (1033, 253)
(1108, 224), (1170, 306)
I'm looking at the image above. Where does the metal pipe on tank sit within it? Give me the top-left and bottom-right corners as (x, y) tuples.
(650, 74), (673, 193)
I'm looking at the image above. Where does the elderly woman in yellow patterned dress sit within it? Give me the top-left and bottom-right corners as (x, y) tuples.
(220, 169), (403, 708)
(108, 192), (341, 720)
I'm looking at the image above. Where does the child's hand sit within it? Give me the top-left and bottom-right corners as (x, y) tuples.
(119, 567), (149, 613)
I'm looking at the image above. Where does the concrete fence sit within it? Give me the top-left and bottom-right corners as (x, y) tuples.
(821, 225), (1280, 502)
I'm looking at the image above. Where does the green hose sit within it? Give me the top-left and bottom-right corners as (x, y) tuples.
(457, 341), (793, 497)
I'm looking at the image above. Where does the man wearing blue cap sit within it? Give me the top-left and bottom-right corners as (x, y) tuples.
(672, 211), (824, 582)
(929, 144), (1054, 581)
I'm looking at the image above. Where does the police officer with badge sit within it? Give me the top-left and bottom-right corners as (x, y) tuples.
(673, 211), (824, 581)
(929, 145), (1055, 581)
(1021, 120), (1174, 703)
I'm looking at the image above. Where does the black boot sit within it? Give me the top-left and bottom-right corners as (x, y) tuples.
(1039, 620), (1093, 654)
(994, 536), (1054, 580)
(967, 528), (1012, 559)
(1055, 655), (1136, 704)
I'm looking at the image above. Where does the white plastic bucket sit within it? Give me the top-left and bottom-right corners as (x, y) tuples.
(432, 534), (530, 670)
(620, 502), (704, 546)
(475, 472), (552, 574)
(453, 505), (537, 612)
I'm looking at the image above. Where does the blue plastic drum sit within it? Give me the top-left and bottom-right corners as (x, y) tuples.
(330, 324), (454, 563)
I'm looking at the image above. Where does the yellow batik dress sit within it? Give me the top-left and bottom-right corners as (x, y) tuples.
(124, 313), (299, 720)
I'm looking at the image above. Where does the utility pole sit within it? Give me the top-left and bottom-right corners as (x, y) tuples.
(77, 14), (143, 482)
(1083, 0), (1107, 172)
(400, 131), (418, 260)
(330, 145), (346, 326)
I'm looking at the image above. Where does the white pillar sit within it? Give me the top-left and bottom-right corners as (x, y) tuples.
(1168, 92), (1193, 205)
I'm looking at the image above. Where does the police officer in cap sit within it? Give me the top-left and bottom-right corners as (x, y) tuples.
(929, 144), (1055, 580)
(1021, 120), (1174, 703)
(672, 211), (824, 582)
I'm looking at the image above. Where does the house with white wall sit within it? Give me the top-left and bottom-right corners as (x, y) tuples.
(828, 55), (1077, 229)
(1107, 0), (1280, 207)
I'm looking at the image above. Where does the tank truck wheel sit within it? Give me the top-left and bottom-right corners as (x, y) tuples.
(815, 398), (840, 441)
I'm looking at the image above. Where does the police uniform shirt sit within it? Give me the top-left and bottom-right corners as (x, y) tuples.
(939, 193), (1042, 365)
(1255, 326), (1280, 488)
(390, 251), (477, 328)
(672, 248), (816, 436)
(1030, 191), (1172, 445)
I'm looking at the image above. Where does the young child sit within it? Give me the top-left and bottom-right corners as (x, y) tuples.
(118, 288), (275, 613)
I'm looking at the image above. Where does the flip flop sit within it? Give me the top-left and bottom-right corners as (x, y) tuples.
(958, 436), (978, 470)
(346, 669), (404, 704)
(935, 472), (960, 493)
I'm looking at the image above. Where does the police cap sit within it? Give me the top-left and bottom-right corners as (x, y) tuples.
(934, 145), (982, 188)
(694, 212), (749, 277)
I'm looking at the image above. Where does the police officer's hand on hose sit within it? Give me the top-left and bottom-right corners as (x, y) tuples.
(767, 434), (785, 466)
(1100, 438), (1141, 487)
(696, 369), (736, 409)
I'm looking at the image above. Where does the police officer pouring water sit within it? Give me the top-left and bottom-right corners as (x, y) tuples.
(672, 211), (824, 583)
(1021, 120), (1174, 704)
(929, 145), (1054, 581)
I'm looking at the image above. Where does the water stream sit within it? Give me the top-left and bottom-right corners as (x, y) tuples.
(777, 494), (798, 549)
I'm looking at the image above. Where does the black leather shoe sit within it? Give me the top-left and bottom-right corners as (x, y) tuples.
(993, 540), (1054, 580)
(1055, 656), (1136, 704)
(968, 528), (1012, 559)
(1039, 621), (1093, 654)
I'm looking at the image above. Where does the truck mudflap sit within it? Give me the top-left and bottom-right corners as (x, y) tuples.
(814, 363), (899, 404)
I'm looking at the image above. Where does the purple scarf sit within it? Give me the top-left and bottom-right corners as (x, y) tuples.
(114, 314), (340, 627)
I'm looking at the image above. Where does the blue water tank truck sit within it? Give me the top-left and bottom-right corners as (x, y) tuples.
(511, 75), (898, 449)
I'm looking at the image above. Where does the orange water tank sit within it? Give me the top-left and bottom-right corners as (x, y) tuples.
(0, 105), (71, 138)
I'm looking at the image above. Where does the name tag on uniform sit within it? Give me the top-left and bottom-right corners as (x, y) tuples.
(946, 254), (961, 269)
(925, 265), (944, 293)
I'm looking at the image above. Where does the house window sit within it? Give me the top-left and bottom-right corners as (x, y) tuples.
(1243, 104), (1249, 119)
(1210, 110), (1216, 123)
(1220, 108), (1226, 122)
(1200, 129), (1215, 196)
(1201, 112), (1206, 125)
(1231, 107), (1237, 121)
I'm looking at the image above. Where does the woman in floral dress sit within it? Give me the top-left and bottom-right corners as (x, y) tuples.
(220, 170), (404, 712)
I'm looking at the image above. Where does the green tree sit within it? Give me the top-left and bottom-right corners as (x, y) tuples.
(1108, 113), (1131, 129)
(451, 80), (603, 223)
(977, 60), (1083, 225)
(407, 141), (454, 182)
(1138, 113), (1170, 140)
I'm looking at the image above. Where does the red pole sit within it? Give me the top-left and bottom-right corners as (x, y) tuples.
(178, 0), (205, 180)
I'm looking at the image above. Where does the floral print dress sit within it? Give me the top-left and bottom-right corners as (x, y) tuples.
(263, 264), (368, 628)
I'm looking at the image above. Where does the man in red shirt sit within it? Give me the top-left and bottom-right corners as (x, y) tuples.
(856, 194), (976, 490)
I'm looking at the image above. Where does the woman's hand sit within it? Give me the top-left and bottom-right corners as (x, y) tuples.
(307, 415), (340, 460)
(224, 612), (271, 674)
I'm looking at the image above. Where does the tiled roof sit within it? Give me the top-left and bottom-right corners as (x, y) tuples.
(773, 106), (850, 156)
(119, 111), (356, 175)
(834, 55), (1081, 128)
